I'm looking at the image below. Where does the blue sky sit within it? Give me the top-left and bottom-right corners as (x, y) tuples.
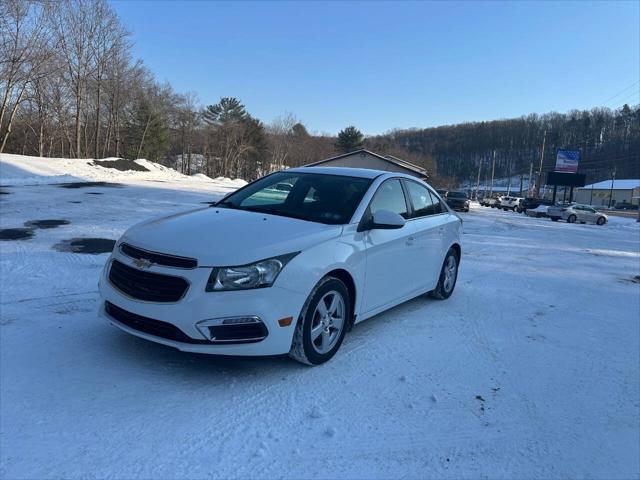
(110, 1), (639, 135)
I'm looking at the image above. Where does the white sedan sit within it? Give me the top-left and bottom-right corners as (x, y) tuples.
(547, 204), (608, 225)
(99, 167), (462, 365)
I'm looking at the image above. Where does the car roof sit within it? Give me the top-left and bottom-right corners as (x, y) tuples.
(286, 166), (386, 179)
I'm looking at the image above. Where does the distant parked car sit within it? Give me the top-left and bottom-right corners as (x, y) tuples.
(445, 191), (470, 212)
(526, 205), (549, 218)
(547, 203), (608, 225)
(500, 196), (523, 211)
(436, 189), (448, 198)
(615, 201), (638, 210)
(488, 195), (503, 208)
(521, 197), (553, 214)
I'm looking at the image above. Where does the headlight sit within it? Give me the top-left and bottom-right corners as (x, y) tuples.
(206, 252), (299, 291)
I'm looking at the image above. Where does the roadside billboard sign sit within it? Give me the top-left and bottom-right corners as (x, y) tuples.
(555, 149), (580, 173)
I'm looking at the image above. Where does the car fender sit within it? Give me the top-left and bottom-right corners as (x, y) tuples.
(274, 226), (365, 315)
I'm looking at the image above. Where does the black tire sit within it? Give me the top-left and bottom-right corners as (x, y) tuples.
(596, 216), (606, 225)
(567, 214), (577, 223)
(430, 248), (459, 300)
(289, 277), (350, 366)
(551, 217), (559, 222)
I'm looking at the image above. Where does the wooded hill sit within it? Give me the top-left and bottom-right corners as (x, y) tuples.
(367, 105), (639, 187)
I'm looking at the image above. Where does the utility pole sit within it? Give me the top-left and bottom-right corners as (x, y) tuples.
(474, 156), (483, 200)
(608, 167), (616, 208)
(537, 130), (547, 198)
(489, 150), (496, 197)
(519, 174), (524, 196)
(527, 161), (533, 196)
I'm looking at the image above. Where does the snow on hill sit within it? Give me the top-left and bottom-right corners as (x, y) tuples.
(0, 153), (247, 192)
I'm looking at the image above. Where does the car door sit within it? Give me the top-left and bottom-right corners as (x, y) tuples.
(583, 206), (598, 222)
(361, 179), (417, 313)
(404, 180), (451, 291)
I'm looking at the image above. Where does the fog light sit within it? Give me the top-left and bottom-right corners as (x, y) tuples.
(196, 316), (262, 340)
(222, 317), (261, 325)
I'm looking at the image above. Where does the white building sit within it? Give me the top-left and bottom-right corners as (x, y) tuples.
(575, 179), (640, 207)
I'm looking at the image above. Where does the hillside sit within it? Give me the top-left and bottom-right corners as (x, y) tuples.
(367, 105), (640, 185)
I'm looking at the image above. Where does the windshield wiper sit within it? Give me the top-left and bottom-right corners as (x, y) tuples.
(243, 206), (311, 222)
(215, 200), (238, 209)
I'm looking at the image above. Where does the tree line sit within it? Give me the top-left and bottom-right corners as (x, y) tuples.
(368, 105), (639, 187)
(1, 0), (636, 185)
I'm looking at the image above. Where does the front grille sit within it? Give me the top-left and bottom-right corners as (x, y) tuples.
(105, 301), (209, 344)
(120, 243), (197, 269)
(108, 259), (188, 302)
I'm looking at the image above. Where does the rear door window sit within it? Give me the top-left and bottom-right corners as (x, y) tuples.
(405, 180), (439, 217)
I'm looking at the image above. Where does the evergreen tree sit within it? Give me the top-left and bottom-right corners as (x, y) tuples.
(292, 123), (309, 137)
(335, 125), (364, 153)
(203, 97), (247, 125)
(127, 100), (169, 161)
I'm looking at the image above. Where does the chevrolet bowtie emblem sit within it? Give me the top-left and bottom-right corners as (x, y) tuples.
(133, 257), (153, 269)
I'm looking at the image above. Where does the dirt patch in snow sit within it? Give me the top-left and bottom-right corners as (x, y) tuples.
(0, 189), (10, 195)
(0, 228), (34, 241)
(85, 192), (104, 195)
(57, 181), (121, 189)
(53, 237), (116, 254)
(92, 159), (149, 172)
(619, 275), (640, 285)
(24, 219), (70, 229)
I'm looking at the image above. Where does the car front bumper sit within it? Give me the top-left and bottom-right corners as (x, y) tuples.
(98, 251), (309, 356)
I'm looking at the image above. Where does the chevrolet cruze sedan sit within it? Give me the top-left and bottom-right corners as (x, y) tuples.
(99, 167), (462, 365)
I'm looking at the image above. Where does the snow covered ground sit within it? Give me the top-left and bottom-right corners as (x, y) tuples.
(1, 155), (639, 479)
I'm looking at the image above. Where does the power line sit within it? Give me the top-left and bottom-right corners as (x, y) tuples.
(602, 80), (640, 105)
(609, 90), (640, 107)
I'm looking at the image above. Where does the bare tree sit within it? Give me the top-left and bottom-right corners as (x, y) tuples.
(0, 0), (53, 152)
(266, 112), (297, 171)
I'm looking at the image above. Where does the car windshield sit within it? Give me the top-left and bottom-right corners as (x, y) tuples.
(447, 192), (467, 198)
(217, 172), (373, 224)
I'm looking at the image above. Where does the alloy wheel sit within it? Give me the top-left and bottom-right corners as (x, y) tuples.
(310, 290), (346, 354)
(443, 255), (458, 293)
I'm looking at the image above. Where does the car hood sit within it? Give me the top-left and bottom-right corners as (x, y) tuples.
(120, 207), (342, 266)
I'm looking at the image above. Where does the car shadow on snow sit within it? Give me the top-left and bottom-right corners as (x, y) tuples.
(102, 324), (299, 376)
(99, 293), (442, 376)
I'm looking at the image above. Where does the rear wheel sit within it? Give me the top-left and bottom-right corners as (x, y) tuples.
(596, 216), (606, 225)
(430, 248), (459, 300)
(567, 214), (577, 223)
(289, 277), (350, 365)
(551, 217), (559, 222)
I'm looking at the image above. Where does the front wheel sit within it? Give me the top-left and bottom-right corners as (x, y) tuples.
(289, 277), (350, 365)
(430, 248), (459, 300)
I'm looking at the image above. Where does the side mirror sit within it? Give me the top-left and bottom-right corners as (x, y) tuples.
(369, 210), (406, 230)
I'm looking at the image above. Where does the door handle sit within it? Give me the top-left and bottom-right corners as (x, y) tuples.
(406, 236), (415, 246)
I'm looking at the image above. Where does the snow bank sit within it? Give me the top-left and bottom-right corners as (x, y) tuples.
(0, 153), (246, 193)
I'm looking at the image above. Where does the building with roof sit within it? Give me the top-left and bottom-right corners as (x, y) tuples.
(305, 149), (429, 179)
(575, 179), (640, 207)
